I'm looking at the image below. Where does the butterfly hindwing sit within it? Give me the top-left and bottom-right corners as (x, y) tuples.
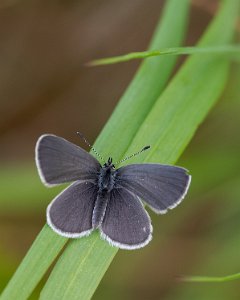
(47, 181), (98, 238)
(116, 164), (191, 214)
(36, 134), (101, 186)
(100, 188), (152, 249)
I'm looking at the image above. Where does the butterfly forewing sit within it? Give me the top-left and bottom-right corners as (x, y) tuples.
(36, 134), (101, 186)
(47, 181), (98, 237)
(100, 188), (152, 249)
(116, 164), (191, 214)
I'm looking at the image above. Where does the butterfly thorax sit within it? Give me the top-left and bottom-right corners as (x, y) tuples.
(98, 157), (116, 193)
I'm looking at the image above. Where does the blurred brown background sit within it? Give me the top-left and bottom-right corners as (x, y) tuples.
(1, 0), (240, 299)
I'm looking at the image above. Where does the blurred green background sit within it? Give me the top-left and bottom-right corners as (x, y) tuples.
(0, 0), (240, 299)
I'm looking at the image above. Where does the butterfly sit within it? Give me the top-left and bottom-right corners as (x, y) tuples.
(35, 134), (191, 250)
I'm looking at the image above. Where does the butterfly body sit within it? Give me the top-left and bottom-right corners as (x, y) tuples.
(36, 134), (191, 250)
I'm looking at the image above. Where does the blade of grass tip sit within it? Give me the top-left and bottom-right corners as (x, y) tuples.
(0, 225), (67, 300)
(40, 0), (238, 300)
(180, 272), (240, 283)
(0, 0), (190, 299)
(175, 233), (240, 300)
(179, 220), (240, 285)
(89, 45), (240, 65)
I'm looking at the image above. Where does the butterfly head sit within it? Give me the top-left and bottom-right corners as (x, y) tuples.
(103, 157), (115, 169)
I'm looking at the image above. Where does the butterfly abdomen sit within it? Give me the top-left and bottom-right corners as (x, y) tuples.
(92, 191), (109, 228)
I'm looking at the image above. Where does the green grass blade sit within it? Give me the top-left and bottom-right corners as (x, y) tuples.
(181, 272), (240, 283)
(0, 225), (67, 300)
(0, 0), (190, 299)
(39, 0), (239, 299)
(89, 45), (240, 66)
(41, 232), (118, 300)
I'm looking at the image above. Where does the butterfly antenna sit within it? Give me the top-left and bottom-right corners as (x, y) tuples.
(76, 132), (105, 162)
(115, 145), (150, 165)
